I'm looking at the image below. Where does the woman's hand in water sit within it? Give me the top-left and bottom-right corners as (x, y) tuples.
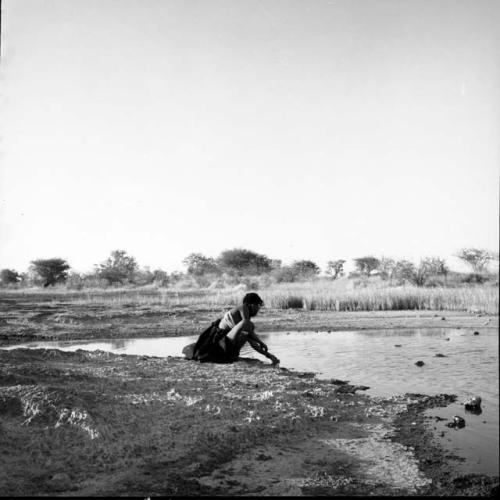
(268, 354), (280, 365)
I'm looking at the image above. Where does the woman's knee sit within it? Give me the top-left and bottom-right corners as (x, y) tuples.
(235, 329), (250, 342)
(242, 319), (254, 332)
(232, 331), (249, 350)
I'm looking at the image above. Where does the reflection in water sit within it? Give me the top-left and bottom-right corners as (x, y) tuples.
(108, 339), (130, 351)
(465, 406), (482, 416)
(3, 327), (498, 476)
(356, 328), (426, 338)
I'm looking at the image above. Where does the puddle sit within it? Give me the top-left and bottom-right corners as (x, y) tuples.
(3, 327), (498, 476)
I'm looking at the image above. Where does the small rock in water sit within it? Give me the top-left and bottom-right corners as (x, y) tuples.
(441, 317), (446, 321)
(394, 344), (402, 347)
(473, 331), (480, 335)
(445, 338), (450, 341)
(435, 353), (446, 357)
(415, 360), (425, 367)
(465, 406), (482, 415)
(464, 396), (482, 414)
(465, 396), (482, 406)
(446, 416), (466, 429)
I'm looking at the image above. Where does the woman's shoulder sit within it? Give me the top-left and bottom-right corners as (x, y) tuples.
(218, 307), (239, 330)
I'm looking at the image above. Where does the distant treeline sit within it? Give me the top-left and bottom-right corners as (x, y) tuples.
(0, 247), (498, 290)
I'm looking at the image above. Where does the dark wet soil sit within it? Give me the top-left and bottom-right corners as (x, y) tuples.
(0, 347), (498, 496)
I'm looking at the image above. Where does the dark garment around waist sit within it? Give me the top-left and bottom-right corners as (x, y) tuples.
(186, 318), (237, 363)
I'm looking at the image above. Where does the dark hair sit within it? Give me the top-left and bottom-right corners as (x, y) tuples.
(243, 292), (264, 306)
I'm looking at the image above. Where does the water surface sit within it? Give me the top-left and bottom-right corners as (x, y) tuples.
(4, 328), (498, 476)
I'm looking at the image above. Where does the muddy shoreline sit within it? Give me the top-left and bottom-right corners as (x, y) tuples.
(1, 347), (497, 496)
(0, 294), (498, 495)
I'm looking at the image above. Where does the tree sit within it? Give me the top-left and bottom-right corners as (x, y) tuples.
(270, 259), (282, 270)
(456, 248), (494, 273)
(326, 260), (345, 280)
(390, 257), (449, 286)
(217, 248), (272, 276)
(274, 260), (320, 283)
(378, 257), (396, 280)
(0, 268), (20, 285)
(392, 260), (416, 284)
(168, 271), (184, 284)
(273, 265), (297, 283)
(419, 257), (449, 277)
(152, 269), (169, 287)
(133, 267), (156, 286)
(411, 257), (447, 286)
(66, 271), (85, 290)
(30, 258), (70, 287)
(353, 256), (380, 276)
(182, 253), (220, 276)
(97, 250), (138, 285)
(290, 260), (321, 279)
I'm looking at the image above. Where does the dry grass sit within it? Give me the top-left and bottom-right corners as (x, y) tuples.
(264, 281), (498, 314)
(2, 279), (498, 314)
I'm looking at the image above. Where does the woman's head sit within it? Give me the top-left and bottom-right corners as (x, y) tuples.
(243, 292), (264, 317)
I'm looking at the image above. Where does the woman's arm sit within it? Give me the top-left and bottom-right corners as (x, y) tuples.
(237, 306), (256, 335)
(247, 332), (280, 365)
(240, 304), (251, 322)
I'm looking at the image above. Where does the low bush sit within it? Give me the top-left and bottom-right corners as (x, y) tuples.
(461, 273), (487, 284)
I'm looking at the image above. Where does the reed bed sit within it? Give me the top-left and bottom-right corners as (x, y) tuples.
(265, 283), (498, 314)
(3, 280), (497, 314)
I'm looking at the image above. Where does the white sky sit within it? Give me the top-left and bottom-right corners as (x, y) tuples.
(0, 0), (499, 274)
